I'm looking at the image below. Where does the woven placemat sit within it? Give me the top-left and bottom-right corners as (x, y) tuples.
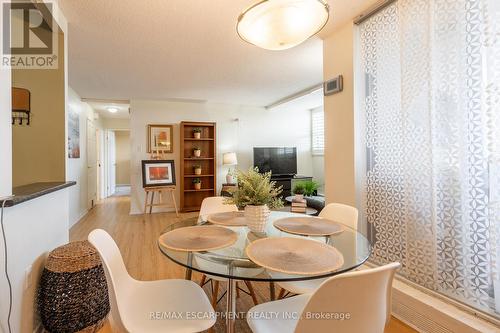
(245, 237), (344, 275)
(208, 211), (247, 227)
(159, 226), (238, 252)
(273, 216), (345, 236)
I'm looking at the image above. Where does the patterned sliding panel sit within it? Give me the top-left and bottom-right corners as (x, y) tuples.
(358, 0), (500, 317)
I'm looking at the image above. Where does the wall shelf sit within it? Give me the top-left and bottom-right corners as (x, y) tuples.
(184, 188), (215, 192)
(184, 157), (214, 160)
(184, 138), (215, 141)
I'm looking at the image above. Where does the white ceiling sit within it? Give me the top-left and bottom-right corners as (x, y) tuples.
(86, 101), (130, 119)
(58, 0), (375, 106)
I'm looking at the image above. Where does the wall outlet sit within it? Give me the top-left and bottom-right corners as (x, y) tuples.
(25, 264), (33, 290)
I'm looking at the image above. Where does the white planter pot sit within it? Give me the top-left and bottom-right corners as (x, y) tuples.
(194, 132), (201, 139)
(193, 149), (201, 157)
(294, 194), (304, 201)
(194, 168), (202, 175)
(245, 205), (270, 233)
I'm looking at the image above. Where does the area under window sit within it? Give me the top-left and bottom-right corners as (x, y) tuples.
(311, 107), (324, 155)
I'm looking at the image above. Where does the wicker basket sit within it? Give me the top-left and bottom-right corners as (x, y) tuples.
(38, 241), (110, 333)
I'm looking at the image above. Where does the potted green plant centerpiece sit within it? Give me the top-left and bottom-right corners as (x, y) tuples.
(302, 180), (319, 197)
(192, 178), (202, 190)
(226, 167), (283, 233)
(292, 182), (305, 200)
(193, 164), (202, 175)
(193, 128), (202, 139)
(193, 147), (201, 157)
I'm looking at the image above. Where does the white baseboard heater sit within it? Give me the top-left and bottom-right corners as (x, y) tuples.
(391, 279), (499, 333)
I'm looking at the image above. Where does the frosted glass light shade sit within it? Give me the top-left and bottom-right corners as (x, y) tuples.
(237, 0), (329, 51)
(223, 152), (238, 165)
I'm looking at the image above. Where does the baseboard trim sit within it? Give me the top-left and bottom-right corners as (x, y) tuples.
(69, 208), (90, 228)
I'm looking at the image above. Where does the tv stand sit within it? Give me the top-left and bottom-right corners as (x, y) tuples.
(271, 175), (312, 199)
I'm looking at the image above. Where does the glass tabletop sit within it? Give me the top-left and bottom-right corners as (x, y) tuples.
(158, 211), (372, 282)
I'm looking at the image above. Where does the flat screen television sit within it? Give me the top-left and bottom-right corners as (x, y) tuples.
(253, 147), (297, 176)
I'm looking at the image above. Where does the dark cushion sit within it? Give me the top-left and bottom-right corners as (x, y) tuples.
(305, 196), (325, 213)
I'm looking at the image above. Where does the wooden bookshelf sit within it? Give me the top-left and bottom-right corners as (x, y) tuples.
(180, 121), (217, 212)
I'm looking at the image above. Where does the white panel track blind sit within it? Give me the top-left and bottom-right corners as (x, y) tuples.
(357, 0), (500, 319)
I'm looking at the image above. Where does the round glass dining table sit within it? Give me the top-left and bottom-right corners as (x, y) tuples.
(158, 211), (372, 333)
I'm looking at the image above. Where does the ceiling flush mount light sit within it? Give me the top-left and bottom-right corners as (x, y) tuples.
(107, 107), (118, 113)
(237, 0), (329, 51)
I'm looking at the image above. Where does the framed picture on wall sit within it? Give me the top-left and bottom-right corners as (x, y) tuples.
(68, 107), (80, 158)
(142, 160), (176, 188)
(147, 124), (173, 153)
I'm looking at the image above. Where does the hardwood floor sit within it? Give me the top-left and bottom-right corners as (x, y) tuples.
(70, 196), (418, 333)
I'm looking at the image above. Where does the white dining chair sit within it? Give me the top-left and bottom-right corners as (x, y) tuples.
(276, 203), (359, 297)
(318, 203), (359, 230)
(197, 197), (260, 307)
(88, 229), (216, 333)
(198, 196), (238, 223)
(247, 262), (400, 333)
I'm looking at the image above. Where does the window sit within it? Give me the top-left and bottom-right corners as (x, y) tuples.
(311, 108), (324, 155)
(357, 0), (500, 318)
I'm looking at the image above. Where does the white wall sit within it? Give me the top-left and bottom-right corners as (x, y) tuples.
(129, 100), (314, 214)
(66, 87), (102, 227)
(102, 117), (129, 130)
(323, 22), (356, 206)
(115, 130), (131, 185)
(0, 190), (70, 333)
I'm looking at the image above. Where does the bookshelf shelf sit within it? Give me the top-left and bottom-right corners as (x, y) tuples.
(180, 121), (217, 211)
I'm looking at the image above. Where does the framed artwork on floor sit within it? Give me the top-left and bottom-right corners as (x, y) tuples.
(147, 124), (173, 153)
(142, 160), (176, 188)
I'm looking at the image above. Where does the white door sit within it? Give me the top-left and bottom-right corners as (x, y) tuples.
(99, 130), (106, 199)
(86, 120), (97, 208)
(107, 131), (116, 196)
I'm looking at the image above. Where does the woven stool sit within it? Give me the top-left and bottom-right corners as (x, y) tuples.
(38, 241), (110, 333)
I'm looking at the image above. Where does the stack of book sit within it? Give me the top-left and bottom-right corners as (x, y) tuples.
(291, 197), (307, 213)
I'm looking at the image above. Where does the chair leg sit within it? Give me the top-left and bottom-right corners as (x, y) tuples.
(269, 282), (276, 300)
(200, 274), (206, 286)
(278, 287), (286, 300)
(211, 280), (220, 308)
(245, 281), (259, 305)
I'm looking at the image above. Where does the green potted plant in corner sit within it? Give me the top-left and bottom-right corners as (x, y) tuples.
(192, 178), (202, 190)
(193, 128), (202, 139)
(193, 164), (202, 175)
(292, 182), (306, 200)
(225, 167), (283, 233)
(193, 147), (201, 158)
(303, 180), (319, 197)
